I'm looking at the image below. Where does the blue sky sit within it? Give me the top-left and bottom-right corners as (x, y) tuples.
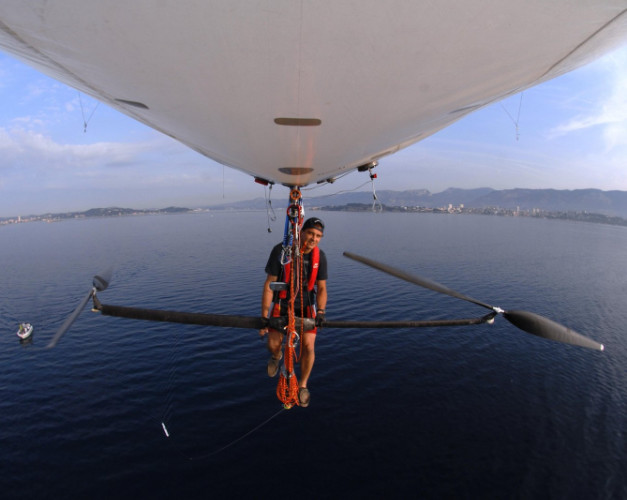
(1, 44), (627, 217)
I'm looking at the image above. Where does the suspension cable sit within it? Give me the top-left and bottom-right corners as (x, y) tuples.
(501, 92), (524, 141)
(78, 92), (100, 132)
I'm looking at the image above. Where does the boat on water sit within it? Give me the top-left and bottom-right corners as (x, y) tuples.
(17, 323), (33, 340)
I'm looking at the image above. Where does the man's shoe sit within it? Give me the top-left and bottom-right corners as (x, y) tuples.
(298, 387), (310, 407)
(267, 353), (282, 377)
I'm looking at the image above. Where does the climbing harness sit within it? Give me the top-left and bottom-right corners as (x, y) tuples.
(279, 246), (319, 299)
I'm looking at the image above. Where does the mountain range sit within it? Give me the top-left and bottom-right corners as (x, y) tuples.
(211, 188), (627, 217)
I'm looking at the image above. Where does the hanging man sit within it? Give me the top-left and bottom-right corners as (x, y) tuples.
(259, 217), (328, 407)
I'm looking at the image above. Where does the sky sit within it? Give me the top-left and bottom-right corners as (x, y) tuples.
(1, 43), (627, 217)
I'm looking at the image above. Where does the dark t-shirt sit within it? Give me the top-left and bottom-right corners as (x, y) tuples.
(265, 243), (327, 310)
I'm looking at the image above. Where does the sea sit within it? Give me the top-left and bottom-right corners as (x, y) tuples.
(0, 210), (625, 499)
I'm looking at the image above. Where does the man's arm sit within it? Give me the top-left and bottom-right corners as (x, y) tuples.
(316, 280), (327, 312)
(260, 273), (277, 336)
(262, 274), (278, 317)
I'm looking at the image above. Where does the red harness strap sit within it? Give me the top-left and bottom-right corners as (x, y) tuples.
(279, 246), (319, 299)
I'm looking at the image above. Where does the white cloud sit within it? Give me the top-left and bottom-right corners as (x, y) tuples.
(0, 126), (229, 190)
(0, 128), (147, 169)
(550, 47), (627, 150)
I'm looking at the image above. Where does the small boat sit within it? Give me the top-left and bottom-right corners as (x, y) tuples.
(17, 323), (34, 340)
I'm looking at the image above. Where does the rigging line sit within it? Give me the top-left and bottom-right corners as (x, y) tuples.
(276, 188), (303, 408)
(156, 332), (287, 460)
(500, 93), (523, 140)
(516, 92), (523, 125)
(300, 171), (355, 192)
(78, 91), (100, 132)
(160, 327), (185, 424)
(303, 179), (372, 198)
(265, 184), (277, 233)
(162, 406), (287, 461)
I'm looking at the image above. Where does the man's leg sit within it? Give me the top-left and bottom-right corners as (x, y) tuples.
(298, 332), (316, 406)
(267, 330), (282, 357)
(267, 330), (283, 377)
(299, 332), (316, 388)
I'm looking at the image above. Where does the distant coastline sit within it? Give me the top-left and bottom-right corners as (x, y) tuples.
(0, 206), (197, 226)
(3, 201), (627, 229)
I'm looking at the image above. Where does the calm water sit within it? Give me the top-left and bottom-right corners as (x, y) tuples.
(1, 211), (626, 499)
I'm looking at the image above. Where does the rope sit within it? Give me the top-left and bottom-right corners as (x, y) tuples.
(161, 406), (287, 461)
(276, 188), (303, 408)
(160, 328), (184, 427)
(265, 184), (277, 233)
(300, 170), (355, 192)
(298, 245), (305, 361)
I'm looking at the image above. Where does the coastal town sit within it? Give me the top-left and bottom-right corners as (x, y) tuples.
(319, 203), (627, 226)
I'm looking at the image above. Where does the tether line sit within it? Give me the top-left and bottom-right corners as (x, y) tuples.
(161, 406), (287, 461)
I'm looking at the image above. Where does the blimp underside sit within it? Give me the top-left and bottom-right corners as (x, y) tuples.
(0, 1), (626, 186)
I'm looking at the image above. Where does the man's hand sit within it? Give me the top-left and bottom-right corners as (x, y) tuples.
(315, 311), (325, 327)
(259, 327), (268, 338)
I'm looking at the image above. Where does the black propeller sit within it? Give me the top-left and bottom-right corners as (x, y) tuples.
(47, 269), (113, 348)
(343, 251), (604, 351)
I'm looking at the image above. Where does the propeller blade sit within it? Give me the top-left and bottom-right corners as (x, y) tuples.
(343, 251), (494, 310)
(503, 310), (604, 351)
(47, 270), (113, 348)
(47, 289), (93, 348)
(344, 251), (604, 351)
